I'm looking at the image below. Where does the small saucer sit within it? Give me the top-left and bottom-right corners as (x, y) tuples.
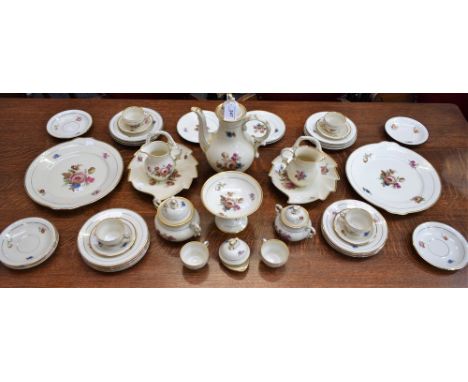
(412, 222), (467, 271)
(316, 118), (351, 140)
(46, 110), (92, 139)
(333, 212), (376, 246)
(245, 110), (286, 144)
(0, 217), (59, 269)
(90, 218), (136, 257)
(117, 113), (153, 136)
(385, 116), (429, 145)
(222, 257), (250, 272)
(176, 110), (219, 143)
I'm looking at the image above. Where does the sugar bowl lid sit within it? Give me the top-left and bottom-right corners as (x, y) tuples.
(218, 237), (250, 266)
(157, 197), (194, 227)
(277, 204), (310, 229)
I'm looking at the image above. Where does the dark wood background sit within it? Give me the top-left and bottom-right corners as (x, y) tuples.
(0, 98), (466, 287)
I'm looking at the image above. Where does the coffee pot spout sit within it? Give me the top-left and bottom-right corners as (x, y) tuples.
(191, 107), (211, 152)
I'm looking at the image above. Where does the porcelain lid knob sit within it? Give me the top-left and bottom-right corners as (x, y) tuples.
(281, 205), (310, 228)
(219, 237), (250, 265)
(157, 197), (194, 226)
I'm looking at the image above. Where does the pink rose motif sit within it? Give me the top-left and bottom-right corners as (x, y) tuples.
(70, 172), (86, 184)
(160, 167), (169, 176)
(384, 175), (396, 185)
(86, 176), (95, 183)
(224, 200), (235, 209)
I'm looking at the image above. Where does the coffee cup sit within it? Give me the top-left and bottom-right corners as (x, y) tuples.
(121, 106), (146, 128)
(320, 112), (348, 136)
(339, 208), (374, 238)
(94, 218), (127, 247)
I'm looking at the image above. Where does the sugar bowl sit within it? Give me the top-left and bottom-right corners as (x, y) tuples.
(274, 204), (316, 242)
(154, 196), (201, 242)
(218, 237), (250, 272)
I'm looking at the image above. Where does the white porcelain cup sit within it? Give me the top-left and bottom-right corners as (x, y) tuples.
(261, 238), (289, 268)
(180, 241), (209, 270)
(122, 106), (146, 128)
(321, 112), (348, 135)
(94, 218), (127, 247)
(339, 208), (374, 237)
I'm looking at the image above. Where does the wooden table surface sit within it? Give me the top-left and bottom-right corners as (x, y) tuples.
(0, 98), (466, 287)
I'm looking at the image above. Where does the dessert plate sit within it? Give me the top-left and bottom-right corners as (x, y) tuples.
(109, 107), (164, 146)
(346, 141), (441, 215)
(245, 110), (286, 144)
(385, 116), (429, 145)
(46, 110), (93, 139)
(128, 143), (198, 205)
(412, 222), (467, 271)
(0, 217), (59, 269)
(321, 199), (388, 258)
(25, 138), (123, 210)
(269, 148), (339, 204)
(90, 218), (136, 257)
(176, 110), (218, 143)
(77, 209), (150, 272)
(304, 111), (357, 150)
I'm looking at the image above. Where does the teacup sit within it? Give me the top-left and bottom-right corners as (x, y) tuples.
(94, 218), (128, 247)
(180, 241), (209, 270)
(319, 112), (348, 136)
(339, 208), (374, 238)
(261, 238), (289, 268)
(140, 131), (181, 182)
(121, 106), (146, 128)
(281, 136), (324, 187)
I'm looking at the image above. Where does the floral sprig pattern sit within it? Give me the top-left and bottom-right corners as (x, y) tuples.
(411, 196), (425, 204)
(148, 169), (181, 187)
(220, 192), (244, 212)
(147, 163), (173, 178)
(379, 169), (405, 189)
(295, 170), (306, 181)
(216, 152), (243, 171)
(62, 164), (95, 192)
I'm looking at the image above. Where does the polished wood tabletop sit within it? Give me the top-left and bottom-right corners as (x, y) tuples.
(0, 98), (466, 287)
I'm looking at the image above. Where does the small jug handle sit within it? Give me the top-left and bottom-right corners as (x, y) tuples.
(242, 114), (271, 158)
(190, 222), (202, 237)
(275, 204), (283, 215)
(293, 136), (323, 152)
(145, 131), (182, 161)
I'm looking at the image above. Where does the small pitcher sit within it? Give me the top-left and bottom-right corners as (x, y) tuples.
(140, 131), (181, 182)
(281, 136), (324, 187)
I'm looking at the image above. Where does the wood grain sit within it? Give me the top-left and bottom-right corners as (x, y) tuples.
(0, 98), (466, 287)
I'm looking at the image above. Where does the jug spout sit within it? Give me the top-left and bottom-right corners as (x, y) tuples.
(191, 107), (211, 153)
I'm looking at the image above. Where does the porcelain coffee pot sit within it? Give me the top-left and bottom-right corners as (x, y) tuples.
(191, 94), (271, 172)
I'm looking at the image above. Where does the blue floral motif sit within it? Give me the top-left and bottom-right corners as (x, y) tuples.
(53, 153), (60, 159)
(448, 259), (454, 264)
(226, 131), (236, 138)
(362, 187), (372, 195)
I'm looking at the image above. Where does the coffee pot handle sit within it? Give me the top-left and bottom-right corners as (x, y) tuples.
(242, 114), (271, 158)
(293, 136), (322, 152)
(145, 131), (182, 161)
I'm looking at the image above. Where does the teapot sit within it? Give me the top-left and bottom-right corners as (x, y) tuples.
(191, 94), (271, 172)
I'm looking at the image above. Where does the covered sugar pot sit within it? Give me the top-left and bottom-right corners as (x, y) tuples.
(274, 204), (316, 242)
(154, 196), (201, 242)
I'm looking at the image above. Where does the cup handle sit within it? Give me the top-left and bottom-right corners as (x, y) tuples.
(242, 114), (271, 158)
(307, 224), (316, 238)
(190, 222), (201, 237)
(203, 241), (209, 247)
(153, 198), (161, 208)
(275, 204), (283, 215)
(293, 136), (323, 153)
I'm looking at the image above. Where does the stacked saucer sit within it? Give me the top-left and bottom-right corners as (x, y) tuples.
(304, 111), (357, 150)
(109, 106), (164, 146)
(321, 199), (388, 258)
(77, 208), (150, 272)
(0, 217), (59, 269)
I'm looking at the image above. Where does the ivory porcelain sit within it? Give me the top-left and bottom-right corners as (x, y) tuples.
(269, 141), (339, 204)
(109, 107), (164, 146)
(25, 138), (123, 210)
(317, 112), (351, 139)
(304, 111), (357, 150)
(219, 238), (250, 269)
(177, 110), (219, 143)
(46, 110), (93, 139)
(385, 116), (429, 145)
(201, 171), (263, 233)
(180, 241), (209, 270)
(412, 222), (467, 271)
(154, 197), (201, 242)
(321, 199), (388, 258)
(139, 131), (182, 182)
(274, 204), (316, 242)
(245, 110), (286, 144)
(346, 141), (441, 215)
(90, 218), (135, 257)
(77, 208), (150, 272)
(128, 142), (198, 206)
(191, 95), (271, 172)
(333, 208), (376, 246)
(0, 217), (59, 270)
(261, 239), (289, 268)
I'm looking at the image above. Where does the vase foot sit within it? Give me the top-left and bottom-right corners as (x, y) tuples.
(215, 216), (248, 233)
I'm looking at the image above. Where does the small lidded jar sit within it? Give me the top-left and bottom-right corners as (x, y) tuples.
(274, 204), (316, 242)
(154, 196), (201, 242)
(218, 237), (250, 266)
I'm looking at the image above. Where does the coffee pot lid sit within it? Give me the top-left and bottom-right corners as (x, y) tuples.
(157, 197), (194, 227)
(215, 94), (246, 122)
(280, 205), (310, 229)
(219, 237), (250, 265)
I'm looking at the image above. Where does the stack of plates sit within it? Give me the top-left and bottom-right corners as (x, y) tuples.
(109, 107), (164, 146)
(0, 217), (59, 269)
(77, 209), (150, 272)
(321, 199), (388, 258)
(304, 111), (357, 150)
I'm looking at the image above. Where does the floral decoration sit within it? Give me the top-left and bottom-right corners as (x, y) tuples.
(442, 235), (448, 241)
(220, 192), (244, 212)
(215, 182), (226, 191)
(148, 169), (181, 187)
(62, 164), (95, 192)
(320, 165), (329, 175)
(275, 225), (292, 241)
(418, 241), (425, 248)
(413, 127), (420, 133)
(155, 229), (177, 241)
(39, 189), (46, 196)
(253, 123), (267, 135)
(362, 187), (372, 194)
(226, 131), (236, 138)
(411, 196), (425, 203)
(448, 259), (454, 264)
(409, 160), (418, 169)
(249, 193), (255, 201)
(391, 123), (398, 130)
(53, 153), (60, 159)
(39, 227), (46, 234)
(216, 152), (243, 170)
(26, 256), (34, 260)
(363, 153), (372, 163)
(279, 172), (297, 190)
(102, 153), (109, 159)
(76, 116), (82, 122)
(91, 190), (100, 196)
(295, 170), (306, 181)
(147, 163), (173, 178)
(379, 169), (405, 189)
